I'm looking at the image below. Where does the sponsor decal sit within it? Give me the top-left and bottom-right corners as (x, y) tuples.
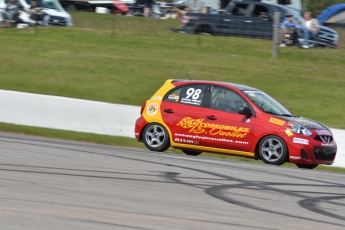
(147, 103), (158, 116)
(168, 94), (179, 100)
(176, 117), (249, 138)
(293, 137), (309, 145)
(295, 119), (314, 126)
(174, 133), (249, 145)
(290, 156), (301, 160)
(269, 117), (285, 126)
(321, 143), (335, 146)
(153, 96), (162, 100)
(244, 90), (264, 98)
(285, 129), (293, 137)
(316, 129), (331, 135)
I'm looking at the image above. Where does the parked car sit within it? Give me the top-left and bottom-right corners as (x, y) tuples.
(58, 0), (134, 12)
(171, 1), (338, 48)
(0, 0), (72, 26)
(135, 79), (337, 169)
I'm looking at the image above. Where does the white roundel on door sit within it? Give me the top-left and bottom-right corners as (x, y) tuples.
(147, 103), (158, 116)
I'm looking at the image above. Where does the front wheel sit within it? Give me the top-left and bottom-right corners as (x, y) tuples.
(296, 164), (319, 169)
(182, 150), (202, 156)
(259, 135), (288, 165)
(142, 123), (170, 152)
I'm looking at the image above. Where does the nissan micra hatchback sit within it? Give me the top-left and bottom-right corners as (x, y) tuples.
(135, 79), (337, 169)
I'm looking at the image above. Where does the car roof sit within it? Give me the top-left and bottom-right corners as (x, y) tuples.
(171, 79), (259, 91)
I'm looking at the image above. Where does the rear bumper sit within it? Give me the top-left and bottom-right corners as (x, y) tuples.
(135, 116), (148, 141)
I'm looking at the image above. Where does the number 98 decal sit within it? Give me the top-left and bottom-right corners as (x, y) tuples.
(186, 88), (202, 100)
(181, 86), (206, 106)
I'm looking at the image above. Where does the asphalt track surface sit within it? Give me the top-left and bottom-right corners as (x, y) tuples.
(1, 133), (345, 230)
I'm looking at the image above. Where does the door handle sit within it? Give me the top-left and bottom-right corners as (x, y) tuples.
(206, 115), (217, 120)
(164, 109), (174, 114)
(244, 21), (252, 23)
(224, 19), (231, 21)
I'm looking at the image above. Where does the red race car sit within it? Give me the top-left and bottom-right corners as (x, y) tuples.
(135, 79), (337, 169)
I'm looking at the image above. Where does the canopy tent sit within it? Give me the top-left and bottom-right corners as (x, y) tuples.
(317, 3), (345, 28)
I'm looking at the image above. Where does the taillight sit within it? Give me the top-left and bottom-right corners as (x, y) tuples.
(182, 16), (193, 26)
(140, 101), (147, 115)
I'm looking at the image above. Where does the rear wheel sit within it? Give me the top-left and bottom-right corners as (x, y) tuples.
(182, 150), (202, 156)
(142, 123), (170, 152)
(195, 24), (213, 35)
(259, 135), (288, 165)
(296, 164), (319, 169)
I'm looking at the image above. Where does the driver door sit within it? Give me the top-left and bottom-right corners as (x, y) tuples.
(202, 86), (256, 152)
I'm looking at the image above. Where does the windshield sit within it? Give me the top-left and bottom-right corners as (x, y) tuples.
(25, 0), (63, 10)
(243, 90), (293, 116)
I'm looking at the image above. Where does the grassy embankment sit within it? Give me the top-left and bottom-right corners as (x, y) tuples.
(0, 12), (344, 172)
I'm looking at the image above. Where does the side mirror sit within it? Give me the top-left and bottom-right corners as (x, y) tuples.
(238, 107), (252, 116)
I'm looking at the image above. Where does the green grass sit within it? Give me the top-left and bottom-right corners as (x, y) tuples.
(0, 13), (345, 173)
(0, 12), (345, 128)
(1, 122), (344, 173)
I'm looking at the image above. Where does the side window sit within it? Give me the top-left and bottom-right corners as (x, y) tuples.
(210, 86), (249, 113)
(164, 85), (206, 106)
(180, 85), (206, 106)
(230, 4), (248, 16)
(165, 88), (182, 103)
(251, 5), (270, 18)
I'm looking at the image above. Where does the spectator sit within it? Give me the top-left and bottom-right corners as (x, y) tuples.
(174, 1), (190, 19)
(279, 14), (297, 47)
(1, 0), (23, 28)
(29, 0), (47, 25)
(300, 12), (320, 48)
(135, 0), (152, 17)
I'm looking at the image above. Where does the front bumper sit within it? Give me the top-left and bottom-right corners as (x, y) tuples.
(288, 137), (337, 165)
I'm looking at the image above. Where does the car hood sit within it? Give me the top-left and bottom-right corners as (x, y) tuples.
(277, 116), (330, 131)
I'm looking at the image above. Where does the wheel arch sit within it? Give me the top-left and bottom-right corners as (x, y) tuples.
(139, 121), (173, 143)
(194, 20), (216, 34)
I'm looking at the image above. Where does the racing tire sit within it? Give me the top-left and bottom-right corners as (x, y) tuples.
(142, 123), (170, 152)
(182, 150), (202, 156)
(258, 135), (288, 165)
(296, 164), (319, 169)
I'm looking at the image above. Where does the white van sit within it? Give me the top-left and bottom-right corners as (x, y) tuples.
(0, 0), (72, 26)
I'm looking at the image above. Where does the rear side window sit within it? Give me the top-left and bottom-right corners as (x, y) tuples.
(164, 85), (207, 106)
(251, 5), (270, 17)
(230, 4), (249, 16)
(165, 88), (182, 102)
(180, 85), (206, 106)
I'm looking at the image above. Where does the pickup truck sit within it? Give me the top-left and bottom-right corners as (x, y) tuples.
(172, 0), (339, 48)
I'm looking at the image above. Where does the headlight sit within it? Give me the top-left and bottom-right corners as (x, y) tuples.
(288, 122), (312, 136)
